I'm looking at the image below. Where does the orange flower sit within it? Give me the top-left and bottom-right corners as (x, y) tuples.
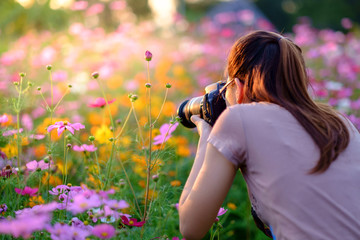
(170, 180), (181, 187)
(34, 144), (47, 158)
(227, 202), (237, 210)
(28, 195), (44, 208)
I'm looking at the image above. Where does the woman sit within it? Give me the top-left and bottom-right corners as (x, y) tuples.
(178, 30), (360, 240)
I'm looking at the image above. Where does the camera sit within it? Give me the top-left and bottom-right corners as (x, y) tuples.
(177, 81), (227, 128)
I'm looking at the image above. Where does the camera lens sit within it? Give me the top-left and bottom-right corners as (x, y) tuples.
(177, 96), (203, 128)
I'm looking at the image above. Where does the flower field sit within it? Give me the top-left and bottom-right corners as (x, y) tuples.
(0, 2), (359, 239)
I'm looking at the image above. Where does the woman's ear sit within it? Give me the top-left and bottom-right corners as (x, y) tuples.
(234, 78), (244, 104)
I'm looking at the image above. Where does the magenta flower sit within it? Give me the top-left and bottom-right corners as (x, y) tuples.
(153, 122), (179, 145)
(73, 144), (97, 152)
(145, 50), (152, 61)
(215, 207), (228, 222)
(0, 114), (8, 123)
(26, 159), (54, 172)
(88, 97), (116, 108)
(49, 185), (70, 196)
(121, 215), (145, 227)
(92, 224), (115, 239)
(47, 121), (85, 136)
(15, 186), (38, 197)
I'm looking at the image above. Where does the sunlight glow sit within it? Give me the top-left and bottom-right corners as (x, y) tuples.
(49, 0), (74, 10)
(149, 0), (177, 28)
(15, 0), (35, 8)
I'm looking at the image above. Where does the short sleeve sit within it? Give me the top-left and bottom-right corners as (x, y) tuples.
(207, 106), (247, 169)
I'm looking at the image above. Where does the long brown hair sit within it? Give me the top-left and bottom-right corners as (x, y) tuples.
(227, 30), (350, 174)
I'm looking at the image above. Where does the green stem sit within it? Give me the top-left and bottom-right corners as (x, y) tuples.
(152, 88), (169, 126)
(117, 152), (142, 218)
(92, 142), (103, 189)
(131, 102), (145, 146)
(103, 143), (115, 190)
(143, 61), (152, 221)
(53, 88), (70, 112)
(115, 107), (133, 140)
(63, 134), (67, 184)
(16, 76), (23, 169)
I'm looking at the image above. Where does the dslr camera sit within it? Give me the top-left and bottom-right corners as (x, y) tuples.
(177, 82), (227, 128)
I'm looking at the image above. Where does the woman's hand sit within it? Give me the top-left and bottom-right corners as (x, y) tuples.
(190, 115), (212, 140)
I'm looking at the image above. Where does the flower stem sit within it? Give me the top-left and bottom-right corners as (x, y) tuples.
(143, 61), (152, 221)
(117, 152), (142, 218)
(131, 102), (145, 147)
(92, 142), (103, 189)
(16, 76), (23, 169)
(152, 88), (169, 126)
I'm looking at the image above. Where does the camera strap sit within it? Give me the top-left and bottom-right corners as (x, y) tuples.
(251, 207), (273, 238)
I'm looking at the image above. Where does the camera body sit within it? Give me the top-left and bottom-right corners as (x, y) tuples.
(177, 82), (227, 128)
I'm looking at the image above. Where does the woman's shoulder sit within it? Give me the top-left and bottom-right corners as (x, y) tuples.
(227, 102), (287, 117)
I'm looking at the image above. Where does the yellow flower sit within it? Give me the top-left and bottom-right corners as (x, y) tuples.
(168, 170), (176, 177)
(94, 125), (112, 144)
(227, 202), (237, 210)
(56, 160), (72, 175)
(170, 180), (181, 187)
(88, 112), (103, 126)
(176, 145), (191, 157)
(28, 196), (44, 208)
(1, 144), (17, 158)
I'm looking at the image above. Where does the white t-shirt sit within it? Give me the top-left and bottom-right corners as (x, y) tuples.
(208, 102), (360, 240)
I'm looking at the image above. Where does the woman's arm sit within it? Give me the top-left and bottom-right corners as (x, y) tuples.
(179, 116), (237, 240)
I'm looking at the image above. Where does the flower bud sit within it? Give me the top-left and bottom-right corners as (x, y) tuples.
(67, 183), (72, 187)
(88, 136), (95, 142)
(91, 72), (99, 79)
(13, 82), (19, 86)
(19, 72), (26, 77)
(36, 168), (41, 172)
(83, 220), (89, 226)
(67, 144), (72, 149)
(37, 87), (42, 91)
(144, 50), (152, 61)
(47, 150), (52, 155)
(66, 135), (72, 140)
(68, 84), (72, 88)
(128, 93), (133, 98)
(116, 119), (122, 125)
(44, 157), (49, 164)
(165, 83), (172, 88)
(46, 65), (52, 71)
(175, 116), (181, 122)
(27, 82), (33, 87)
(131, 94), (138, 102)
(109, 137), (114, 142)
(152, 174), (159, 182)
(110, 126), (114, 132)
(145, 83), (151, 88)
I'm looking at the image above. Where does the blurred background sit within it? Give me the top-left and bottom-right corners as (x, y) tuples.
(0, 2), (359, 239)
(1, 0), (359, 42)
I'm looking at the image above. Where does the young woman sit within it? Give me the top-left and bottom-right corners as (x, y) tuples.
(178, 30), (360, 240)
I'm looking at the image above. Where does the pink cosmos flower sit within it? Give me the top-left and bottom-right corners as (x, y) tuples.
(92, 224), (115, 239)
(86, 3), (105, 16)
(47, 121), (85, 136)
(68, 194), (101, 214)
(3, 128), (23, 137)
(26, 159), (54, 172)
(0, 114), (8, 123)
(121, 215), (145, 227)
(21, 114), (33, 131)
(0, 212), (50, 238)
(73, 144), (97, 152)
(88, 97), (116, 108)
(29, 134), (46, 140)
(14, 186), (38, 197)
(145, 50), (153, 61)
(71, 0), (88, 11)
(102, 199), (129, 210)
(153, 122), (179, 145)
